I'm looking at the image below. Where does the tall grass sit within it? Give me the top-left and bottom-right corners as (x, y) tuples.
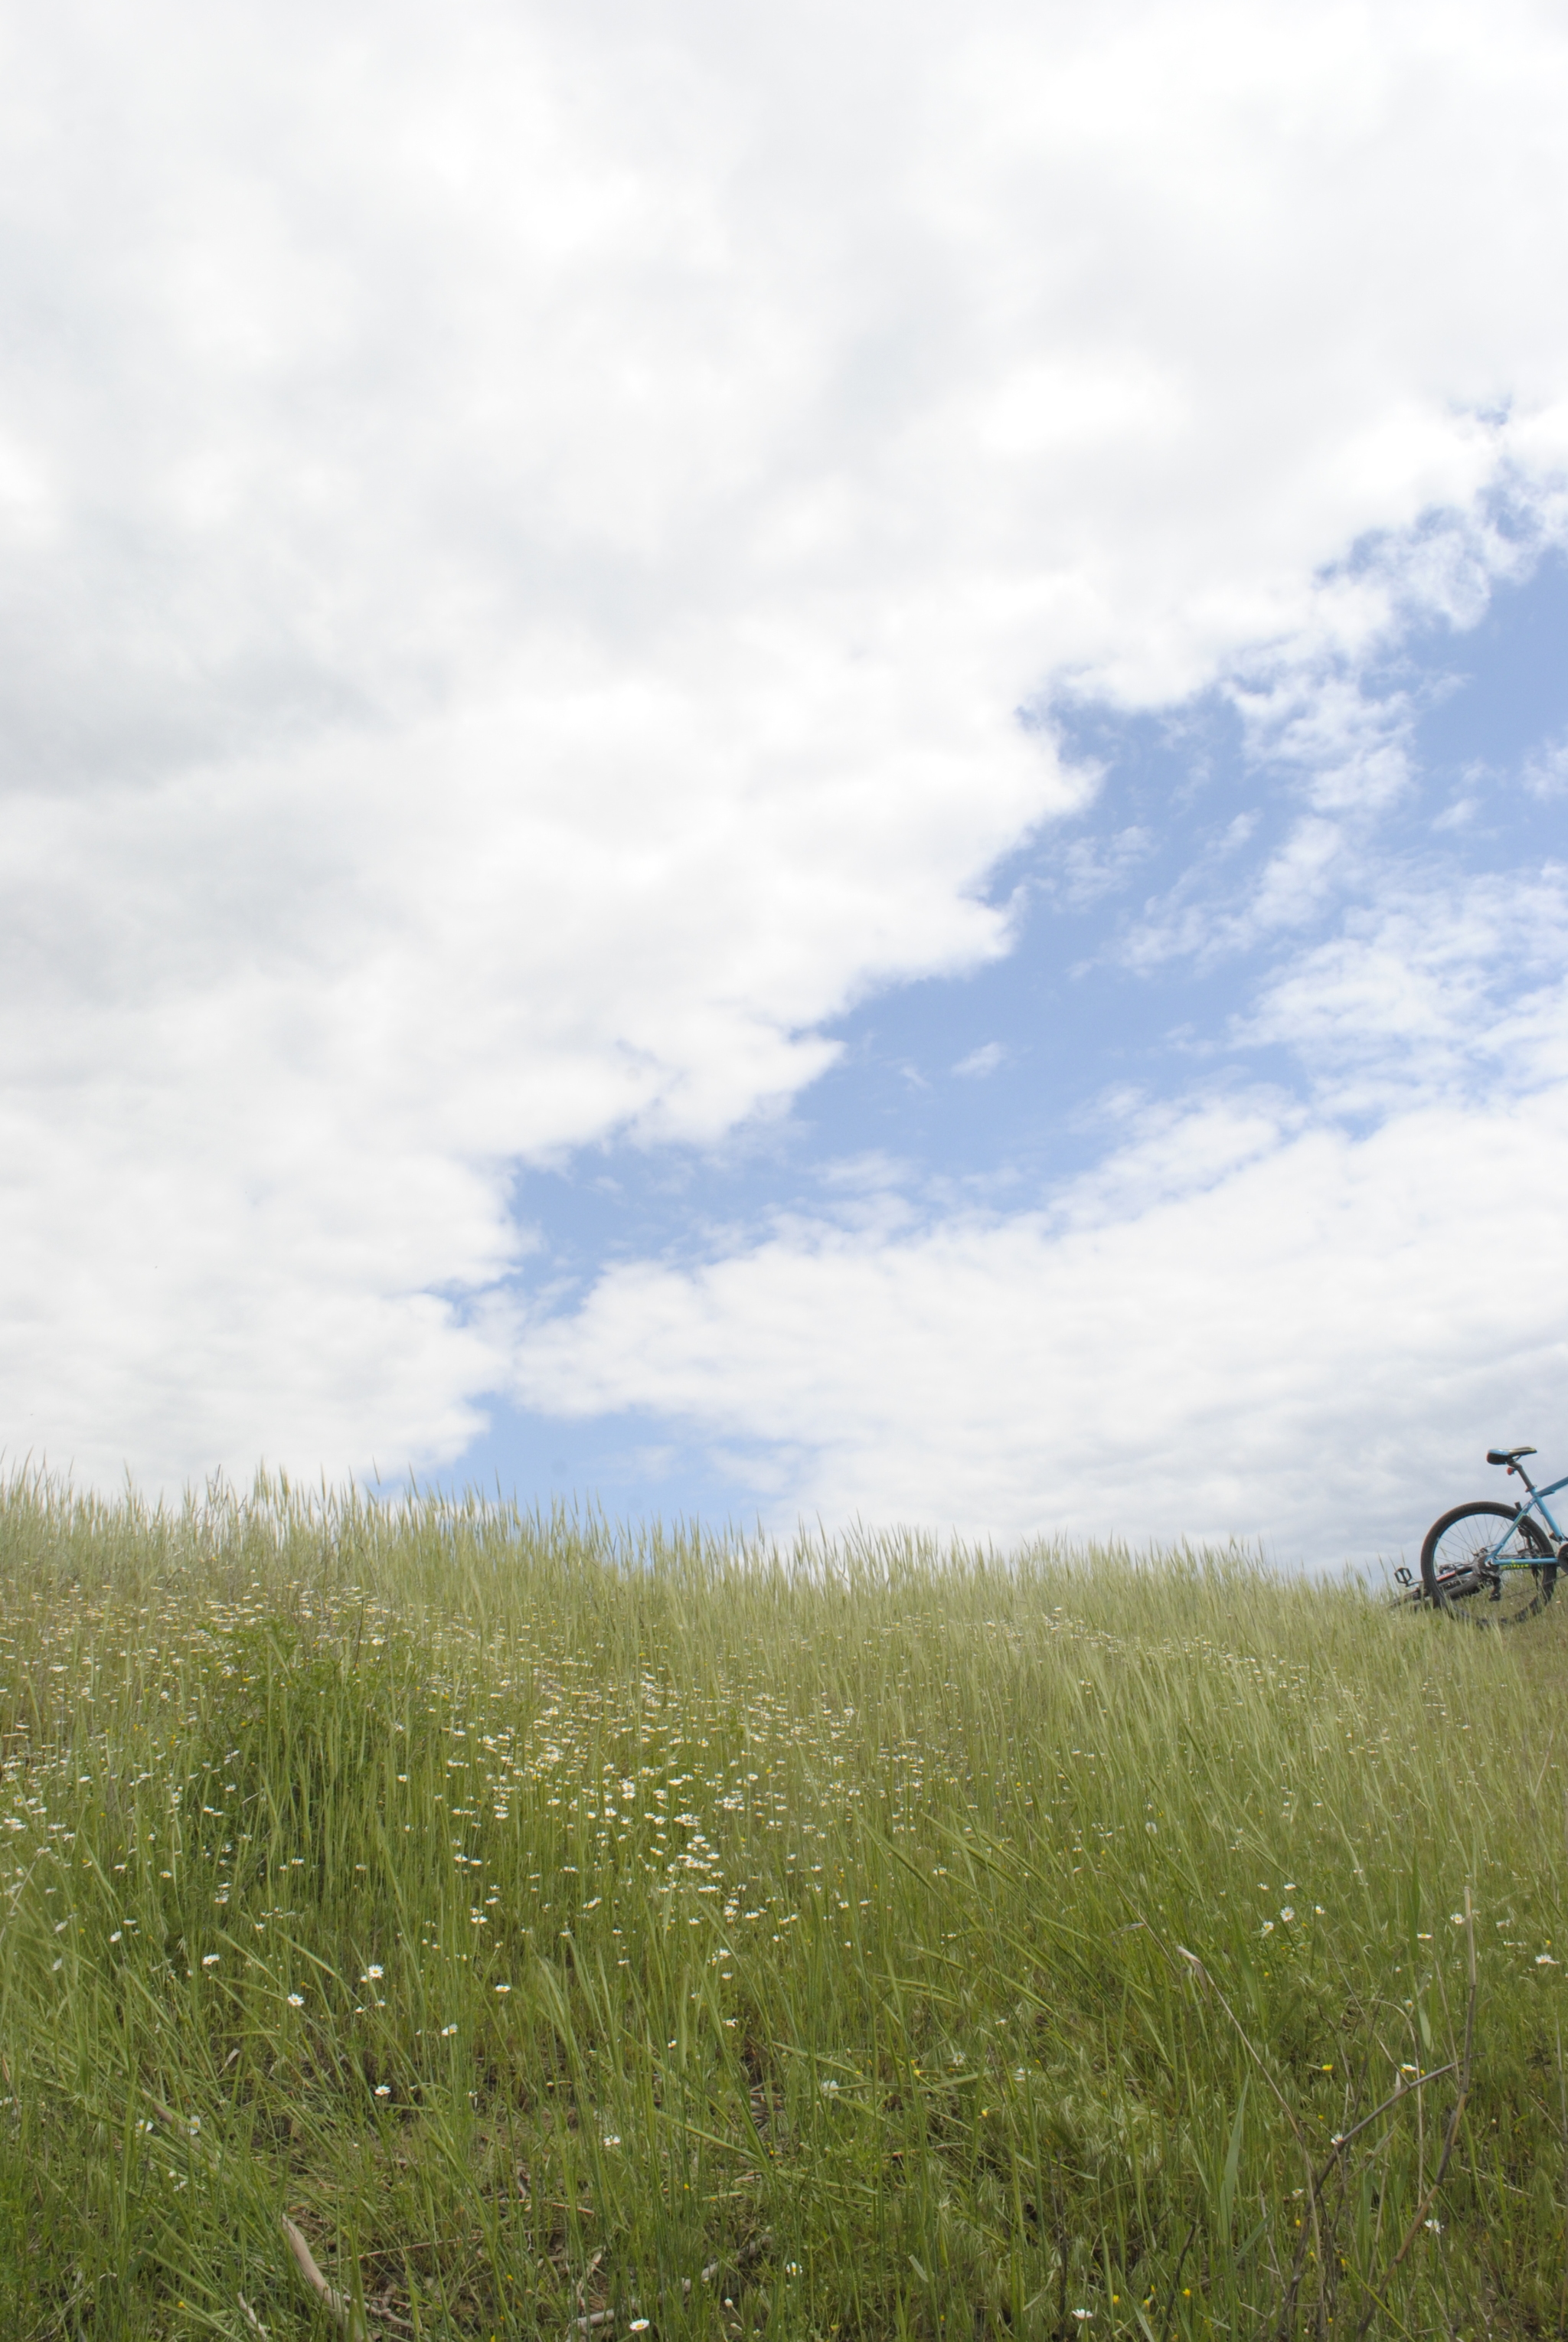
(2, 1468), (1565, 2339)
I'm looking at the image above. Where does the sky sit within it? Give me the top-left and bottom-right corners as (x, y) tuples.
(3, 0), (1567, 1564)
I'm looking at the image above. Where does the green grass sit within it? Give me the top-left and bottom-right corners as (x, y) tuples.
(2, 1471), (1566, 2340)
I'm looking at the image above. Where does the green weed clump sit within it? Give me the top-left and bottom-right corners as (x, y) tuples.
(0, 1468), (1564, 2340)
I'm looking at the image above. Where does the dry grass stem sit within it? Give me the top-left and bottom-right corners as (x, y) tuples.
(281, 2213), (369, 2342)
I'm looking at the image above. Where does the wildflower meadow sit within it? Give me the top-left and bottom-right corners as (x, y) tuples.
(2, 1472), (1565, 2339)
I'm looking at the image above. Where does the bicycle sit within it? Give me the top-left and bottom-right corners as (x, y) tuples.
(1397, 1447), (1568, 1625)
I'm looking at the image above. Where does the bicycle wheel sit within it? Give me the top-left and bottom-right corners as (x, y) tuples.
(1419, 1501), (1557, 1625)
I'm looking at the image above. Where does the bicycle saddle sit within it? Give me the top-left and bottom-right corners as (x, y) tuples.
(1487, 1446), (1537, 1465)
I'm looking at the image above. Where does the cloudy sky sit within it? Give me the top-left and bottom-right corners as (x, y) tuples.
(4, 0), (1567, 1563)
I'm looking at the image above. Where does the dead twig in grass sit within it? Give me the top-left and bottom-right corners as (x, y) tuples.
(1145, 2211), (1197, 2342)
(282, 2213), (370, 2342)
(1321, 2062), (1459, 2161)
(1175, 1942), (1330, 2337)
(363, 2295), (419, 2337)
(575, 2246), (606, 2312)
(1266, 2056), (1460, 2341)
(1348, 1886), (1478, 2342)
(567, 2252), (617, 2339)
(1261, 2044), (1462, 2340)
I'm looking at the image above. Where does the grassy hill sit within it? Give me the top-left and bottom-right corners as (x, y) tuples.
(2, 1472), (1564, 2339)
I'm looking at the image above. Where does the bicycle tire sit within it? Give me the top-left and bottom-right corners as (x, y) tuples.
(1419, 1500), (1557, 1625)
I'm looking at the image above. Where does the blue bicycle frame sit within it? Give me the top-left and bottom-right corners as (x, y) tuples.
(1488, 1458), (1568, 1561)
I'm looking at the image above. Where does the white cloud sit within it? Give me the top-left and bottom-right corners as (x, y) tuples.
(4, 0), (1568, 1491)
(509, 1085), (1568, 1560)
(952, 1042), (1008, 1078)
(1240, 867), (1568, 1108)
(1524, 733), (1568, 797)
(1049, 825), (1155, 909)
